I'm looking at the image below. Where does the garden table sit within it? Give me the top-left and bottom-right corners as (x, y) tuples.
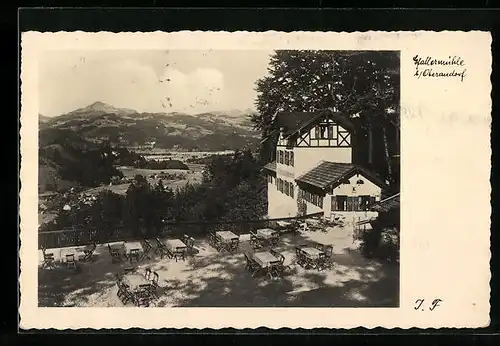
(300, 247), (324, 259)
(253, 251), (280, 268)
(164, 238), (187, 253)
(124, 241), (143, 256)
(216, 230), (239, 242)
(256, 228), (278, 239)
(60, 247), (86, 262)
(122, 273), (151, 291)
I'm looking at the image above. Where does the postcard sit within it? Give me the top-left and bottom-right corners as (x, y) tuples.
(19, 30), (492, 329)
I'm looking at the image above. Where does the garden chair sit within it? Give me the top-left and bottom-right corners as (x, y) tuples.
(124, 267), (135, 274)
(144, 267), (152, 281)
(172, 249), (185, 262)
(128, 249), (141, 264)
(135, 287), (152, 307)
(145, 271), (160, 299)
(295, 245), (307, 267)
(270, 248), (289, 273)
(315, 253), (329, 270)
(41, 247), (55, 270)
(155, 238), (168, 259)
(83, 243), (96, 262)
(110, 249), (123, 263)
(183, 235), (196, 254)
(229, 238), (239, 253)
(116, 280), (125, 300)
(244, 253), (260, 277)
(267, 264), (282, 280)
(117, 281), (134, 305)
(208, 232), (221, 250)
(270, 233), (280, 247)
(320, 245), (334, 269)
(108, 244), (123, 264)
(141, 239), (153, 260)
(65, 254), (77, 270)
(249, 232), (262, 250)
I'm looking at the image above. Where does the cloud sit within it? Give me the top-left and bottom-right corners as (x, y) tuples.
(39, 54), (226, 116)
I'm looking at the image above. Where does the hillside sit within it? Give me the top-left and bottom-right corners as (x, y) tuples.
(39, 128), (124, 193)
(41, 102), (260, 151)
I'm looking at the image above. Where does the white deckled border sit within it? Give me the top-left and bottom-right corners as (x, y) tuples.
(20, 31), (492, 330)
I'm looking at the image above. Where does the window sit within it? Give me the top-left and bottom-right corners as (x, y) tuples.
(342, 179), (350, 185)
(285, 151), (290, 165)
(328, 125), (335, 139)
(319, 125), (328, 139)
(314, 126), (320, 139)
(284, 181), (289, 196)
(290, 152), (294, 167)
(336, 195), (347, 211)
(356, 179), (365, 184)
(290, 184), (294, 198)
(359, 195), (371, 211)
(278, 151), (283, 164)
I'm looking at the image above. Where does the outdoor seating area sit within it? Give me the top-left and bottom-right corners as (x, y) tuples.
(116, 267), (160, 306)
(38, 219), (399, 308)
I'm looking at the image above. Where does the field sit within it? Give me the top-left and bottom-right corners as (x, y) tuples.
(84, 164), (205, 196)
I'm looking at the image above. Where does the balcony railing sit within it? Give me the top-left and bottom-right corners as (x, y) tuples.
(38, 212), (324, 250)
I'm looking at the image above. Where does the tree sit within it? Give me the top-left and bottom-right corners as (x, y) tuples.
(252, 50), (400, 185)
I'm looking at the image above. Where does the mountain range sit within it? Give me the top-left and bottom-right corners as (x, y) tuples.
(39, 101), (260, 151)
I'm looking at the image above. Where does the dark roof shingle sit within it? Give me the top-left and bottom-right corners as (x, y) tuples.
(296, 161), (387, 190)
(296, 162), (355, 190)
(371, 193), (400, 212)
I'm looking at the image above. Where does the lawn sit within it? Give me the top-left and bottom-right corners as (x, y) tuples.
(38, 226), (399, 308)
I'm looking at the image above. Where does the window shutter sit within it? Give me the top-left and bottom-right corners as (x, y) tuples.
(331, 196), (337, 211)
(369, 196), (376, 207)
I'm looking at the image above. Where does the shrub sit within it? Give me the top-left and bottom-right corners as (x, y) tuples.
(359, 225), (399, 262)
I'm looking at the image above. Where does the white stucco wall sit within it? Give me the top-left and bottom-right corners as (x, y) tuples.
(304, 201), (323, 215)
(293, 147), (353, 177)
(267, 180), (298, 219)
(322, 172), (383, 221)
(331, 173), (382, 198)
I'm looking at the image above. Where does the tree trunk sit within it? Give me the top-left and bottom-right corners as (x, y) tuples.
(382, 125), (392, 182)
(368, 123), (373, 165)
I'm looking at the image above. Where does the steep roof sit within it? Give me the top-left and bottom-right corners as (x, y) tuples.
(371, 193), (400, 212)
(295, 161), (387, 191)
(275, 109), (355, 138)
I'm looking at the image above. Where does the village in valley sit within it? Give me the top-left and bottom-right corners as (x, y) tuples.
(38, 49), (400, 308)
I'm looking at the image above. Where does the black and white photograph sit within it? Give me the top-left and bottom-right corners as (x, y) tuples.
(20, 30), (491, 329)
(36, 48), (401, 308)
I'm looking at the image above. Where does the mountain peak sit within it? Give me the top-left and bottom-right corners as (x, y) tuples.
(86, 101), (116, 111)
(66, 101), (137, 116)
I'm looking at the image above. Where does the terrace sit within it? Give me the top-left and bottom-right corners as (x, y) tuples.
(38, 221), (399, 308)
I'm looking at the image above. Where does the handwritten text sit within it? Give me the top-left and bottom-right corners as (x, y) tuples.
(413, 55), (467, 82)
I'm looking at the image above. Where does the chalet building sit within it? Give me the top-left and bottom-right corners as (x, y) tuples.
(263, 109), (387, 222)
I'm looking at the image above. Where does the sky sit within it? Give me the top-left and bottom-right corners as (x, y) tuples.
(38, 50), (273, 117)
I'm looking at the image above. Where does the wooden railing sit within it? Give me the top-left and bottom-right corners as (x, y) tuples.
(38, 212), (324, 250)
